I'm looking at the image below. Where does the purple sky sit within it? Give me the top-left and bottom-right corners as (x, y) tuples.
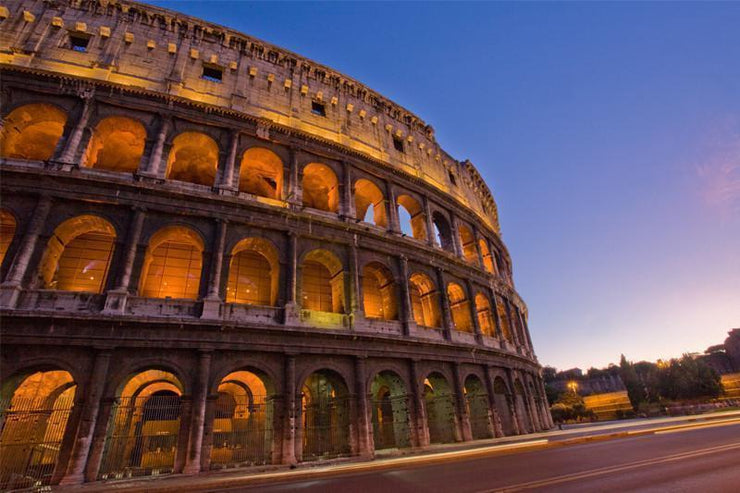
(150, 1), (740, 370)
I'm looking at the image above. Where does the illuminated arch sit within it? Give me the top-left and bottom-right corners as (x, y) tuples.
(38, 215), (116, 293)
(431, 212), (453, 252)
(0, 209), (17, 268)
(0, 103), (67, 161)
(226, 237), (279, 306)
(423, 373), (457, 444)
(301, 369), (351, 460)
(396, 195), (426, 240)
(166, 132), (219, 186)
(475, 292), (496, 337)
(302, 163), (339, 212)
(458, 224), (478, 264)
(408, 272), (441, 328)
(362, 262), (398, 320)
(0, 370), (77, 487)
(238, 147), (283, 199)
(354, 179), (387, 227)
(479, 239), (495, 273)
(139, 226), (204, 299)
(83, 116), (146, 173)
(301, 249), (344, 313)
(370, 371), (411, 450)
(447, 282), (473, 332)
(496, 297), (513, 342)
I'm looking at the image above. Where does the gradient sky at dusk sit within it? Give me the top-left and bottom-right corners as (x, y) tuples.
(151, 1), (740, 370)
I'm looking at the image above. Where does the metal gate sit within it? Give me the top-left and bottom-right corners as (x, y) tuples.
(0, 394), (75, 490)
(98, 394), (182, 480)
(466, 393), (493, 440)
(371, 394), (411, 450)
(210, 396), (273, 469)
(425, 394), (457, 444)
(302, 396), (351, 460)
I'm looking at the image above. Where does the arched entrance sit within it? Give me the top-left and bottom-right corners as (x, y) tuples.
(493, 377), (516, 436)
(370, 371), (411, 451)
(514, 380), (533, 433)
(464, 375), (493, 440)
(98, 370), (183, 480)
(300, 370), (350, 461)
(210, 370), (274, 469)
(423, 373), (457, 444)
(0, 370), (77, 489)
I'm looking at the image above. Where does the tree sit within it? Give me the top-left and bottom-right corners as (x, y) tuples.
(619, 354), (646, 409)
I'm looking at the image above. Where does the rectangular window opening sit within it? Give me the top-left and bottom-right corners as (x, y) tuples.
(448, 171), (457, 186)
(69, 34), (90, 52)
(393, 135), (404, 153)
(311, 101), (326, 117)
(202, 65), (223, 83)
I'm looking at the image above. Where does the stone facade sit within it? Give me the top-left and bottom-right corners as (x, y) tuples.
(0, 0), (551, 488)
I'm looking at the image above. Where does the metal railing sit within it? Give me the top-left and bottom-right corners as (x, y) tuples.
(371, 394), (412, 450)
(425, 394), (457, 444)
(302, 396), (351, 460)
(210, 397), (273, 469)
(466, 393), (494, 440)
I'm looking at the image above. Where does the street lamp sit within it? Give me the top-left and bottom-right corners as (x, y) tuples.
(568, 381), (578, 394)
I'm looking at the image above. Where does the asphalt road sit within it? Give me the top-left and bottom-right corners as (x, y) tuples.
(222, 422), (740, 493)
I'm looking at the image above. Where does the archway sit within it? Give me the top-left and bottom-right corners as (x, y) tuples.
(354, 179), (387, 228)
(458, 224), (478, 264)
(479, 239), (495, 273)
(464, 375), (493, 440)
(370, 371), (411, 450)
(1, 103), (67, 161)
(38, 215), (116, 293)
(98, 370), (183, 480)
(493, 377), (515, 436)
(139, 226), (203, 299)
(210, 370), (274, 468)
(0, 370), (77, 489)
(362, 262), (398, 320)
(301, 370), (350, 460)
(396, 195), (426, 240)
(0, 210), (17, 268)
(514, 380), (533, 433)
(302, 163), (338, 212)
(423, 373), (457, 444)
(447, 283), (473, 332)
(226, 238), (279, 306)
(238, 148), (283, 199)
(84, 116), (146, 173)
(496, 297), (513, 342)
(301, 249), (344, 313)
(166, 132), (219, 186)
(431, 212), (453, 252)
(408, 272), (441, 328)
(475, 293), (496, 337)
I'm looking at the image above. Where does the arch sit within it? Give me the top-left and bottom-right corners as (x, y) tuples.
(396, 195), (427, 240)
(354, 179), (387, 228)
(431, 212), (453, 252)
(447, 282), (473, 332)
(493, 376), (516, 436)
(99, 370), (184, 480)
(139, 226), (204, 299)
(408, 272), (441, 328)
(475, 293), (496, 337)
(0, 209), (17, 269)
(301, 249), (344, 313)
(423, 373), (457, 444)
(361, 262), (398, 320)
(0, 370), (77, 488)
(479, 239), (495, 273)
(464, 375), (493, 439)
(83, 116), (146, 173)
(370, 371), (411, 450)
(495, 297), (513, 342)
(210, 369), (275, 469)
(238, 147), (283, 199)
(38, 215), (116, 293)
(302, 163), (339, 212)
(458, 224), (478, 264)
(226, 238), (279, 306)
(514, 379), (533, 433)
(166, 132), (219, 186)
(301, 369), (351, 461)
(1, 103), (67, 161)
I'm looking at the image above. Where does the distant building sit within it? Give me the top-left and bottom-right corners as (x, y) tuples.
(699, 329), (740, 374)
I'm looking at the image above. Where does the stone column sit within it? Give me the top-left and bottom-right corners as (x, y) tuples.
(473, 227), (485, 269)
(435, 268), (453, 340)
(465, 280), (484, 344)
(284, 232), (299, 324)
(341, 161), (355, 219)
(199, 394), (219, 471)
(183, 351), (212, 474)
(537, 378), (554, 428)
(423, 196), (436, 247)
(348, 240), (361, 324)
(143, 116), (172, 178)
(397, 255), (415, 336)
(218, 130), (239, 192)
(84, 397), (115, 482)
(409, 360), (429, 447)
(483, 367), (504, 437)
(490, 289), (506, 346)
(505, 369), (523, 435)
(282, 355), (297, 464)
(287, 148), (301, 206)
(60, 350), (112, 484)
(103, 207), (145, 314)
(0, 195), (51, 308)
(452, 363), (472, 442)
(58, 95), (94, 164)
(504, 298), (521, 347)
(386, 181), (401, 234)
(202, 220), (227, 319)
(354, 357), (373, 458)
(449, 212), (464, 258)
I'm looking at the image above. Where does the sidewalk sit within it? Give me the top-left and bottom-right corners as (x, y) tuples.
(55, 410), (740, 492)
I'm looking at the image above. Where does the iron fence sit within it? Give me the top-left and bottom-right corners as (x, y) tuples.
(302, 396), (351, 460)
(210, 396), (273, 469)
(466, 393), (493, 439)
(371, 394), (411, 450)
(425, 394), (457, 444)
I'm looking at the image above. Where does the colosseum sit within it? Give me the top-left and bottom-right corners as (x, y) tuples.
(0, 0), (552, 488)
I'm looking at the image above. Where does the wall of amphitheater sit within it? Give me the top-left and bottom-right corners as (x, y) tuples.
(0, 0), (551, 488)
